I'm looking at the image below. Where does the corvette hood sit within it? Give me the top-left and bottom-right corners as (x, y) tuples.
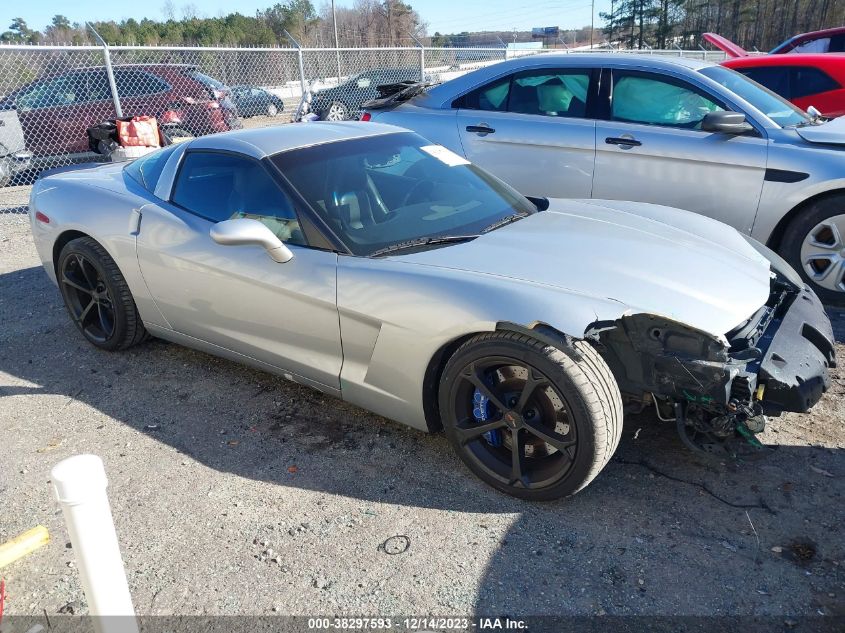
(398, 199), (772, 338)
(794, 116), (845, 145)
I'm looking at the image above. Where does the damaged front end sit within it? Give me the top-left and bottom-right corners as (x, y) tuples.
(586, 273), (836, 458)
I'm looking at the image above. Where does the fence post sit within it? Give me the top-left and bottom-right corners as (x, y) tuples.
(284, 30), (306, 94)
(87, 23), (122, 118)
(51, 455), (137, 633)
(408, 32), (425, 82)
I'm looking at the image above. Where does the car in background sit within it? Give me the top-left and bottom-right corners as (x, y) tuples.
(230, 85), (284, 118)
(363, 54), (845, 305)
(771, 26), (845, 54)
(0, 64), (239, 166)
(719, 54), (845, 118)
(704, 27), (845, 57)
(27, 123), (835, 499)
(311, 67), (421, 121)
(0, 103), (31, 187)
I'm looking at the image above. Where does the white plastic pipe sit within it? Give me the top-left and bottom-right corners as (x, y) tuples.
(51, 455), (138, 633)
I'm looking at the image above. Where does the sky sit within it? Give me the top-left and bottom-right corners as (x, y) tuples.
(3, 0), (611, 36)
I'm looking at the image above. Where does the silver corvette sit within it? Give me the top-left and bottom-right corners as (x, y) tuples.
(29, 122), (835, 499)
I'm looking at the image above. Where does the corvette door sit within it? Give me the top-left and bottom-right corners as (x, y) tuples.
(136, 150), (342, 391)
(455, 68), (597, 198)
(592, 69), (768, 232)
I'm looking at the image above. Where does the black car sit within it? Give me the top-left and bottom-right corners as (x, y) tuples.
(230, 85), (284, 118)
(311, 68), (421, 121)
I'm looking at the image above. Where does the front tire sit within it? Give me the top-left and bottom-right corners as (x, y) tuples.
(780, 194), (845, 306)
(57, 237), (147, 351)
(438, 331), (623, 500)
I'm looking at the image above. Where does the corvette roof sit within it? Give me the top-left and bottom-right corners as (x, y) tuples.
(188, 121), (409, 159)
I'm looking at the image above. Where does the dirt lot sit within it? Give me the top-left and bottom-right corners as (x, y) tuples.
(0, 180), (844, 623)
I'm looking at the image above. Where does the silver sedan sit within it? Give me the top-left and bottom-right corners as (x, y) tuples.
(29, 122), (835, 499)
(366, 54), (845, 306)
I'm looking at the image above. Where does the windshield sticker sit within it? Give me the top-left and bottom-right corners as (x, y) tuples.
(421, 145), (471, 167)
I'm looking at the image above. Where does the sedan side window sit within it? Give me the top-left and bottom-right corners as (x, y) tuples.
(611, 72), (724, 129)
(172, 152), (306, 245)
(509, 70), (589, 117)
(458, 76), (511, 111)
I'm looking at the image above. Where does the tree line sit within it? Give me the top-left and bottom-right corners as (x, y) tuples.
(601, 0), (843, 50)
(2, 0), (841, 50)
(0, 0), (425, 48)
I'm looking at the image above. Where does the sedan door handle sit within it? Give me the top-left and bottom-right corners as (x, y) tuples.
(466, 124), (495, 134)
(605, 136), (642, 147)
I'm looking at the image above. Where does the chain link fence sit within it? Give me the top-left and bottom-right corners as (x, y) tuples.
(0, 42), (725, 223)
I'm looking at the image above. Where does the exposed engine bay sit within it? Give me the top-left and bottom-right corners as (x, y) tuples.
(586, 271), (836, 459)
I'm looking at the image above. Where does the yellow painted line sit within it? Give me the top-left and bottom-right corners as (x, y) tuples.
(0, 526), (50, 569)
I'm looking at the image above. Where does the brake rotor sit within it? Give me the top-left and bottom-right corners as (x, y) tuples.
(472, 365), (571, 458)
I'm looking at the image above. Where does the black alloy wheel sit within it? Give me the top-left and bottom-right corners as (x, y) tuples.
(439, 331), (623, 500)
(58, 237), (148, 351)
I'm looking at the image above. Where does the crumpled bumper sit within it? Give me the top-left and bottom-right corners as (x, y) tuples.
(757, 286), (836, 414)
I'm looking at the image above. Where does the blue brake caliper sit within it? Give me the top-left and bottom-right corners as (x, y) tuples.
(472, 388), (503, 446)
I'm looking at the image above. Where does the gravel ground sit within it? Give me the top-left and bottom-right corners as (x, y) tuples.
(0, 178), (843, 621)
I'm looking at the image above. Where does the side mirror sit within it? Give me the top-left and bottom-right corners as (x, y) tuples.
(210, 218), (293, 263)
(701, 111), (754, 134)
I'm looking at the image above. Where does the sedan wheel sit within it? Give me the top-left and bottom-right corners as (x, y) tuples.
(781, 193), (845, 306)
(267, 103), (279, 117)
(439, 331), (623, 500)
(799, 215), (845, 293)
(324, 102), (349, 121)
(58, 237), (148, 351)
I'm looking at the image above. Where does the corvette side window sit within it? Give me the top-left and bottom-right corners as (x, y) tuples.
(124, 144), (179, 192)
(611, 72), (723, 129)
(172, 152), (306, 246)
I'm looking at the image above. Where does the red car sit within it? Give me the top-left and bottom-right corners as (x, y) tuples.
(720, 54), (845, 118)
(704, 32), (845, 118)
(704, 27), (845, 57)
(0, 64), (240, 161)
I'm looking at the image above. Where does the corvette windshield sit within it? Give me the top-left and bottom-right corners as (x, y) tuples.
(698, 65), (811, 128)
(272, 132), (536, 256)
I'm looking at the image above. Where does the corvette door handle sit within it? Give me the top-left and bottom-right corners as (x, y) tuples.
(605, 136), (642, 147)
(466, 125), (495, 134)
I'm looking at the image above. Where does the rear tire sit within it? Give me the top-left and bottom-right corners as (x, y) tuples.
(780, 194), (845, 306)
(323, 101), (349, 121)
(438, 331), (623, 500)
(57, 237), (148, 351)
